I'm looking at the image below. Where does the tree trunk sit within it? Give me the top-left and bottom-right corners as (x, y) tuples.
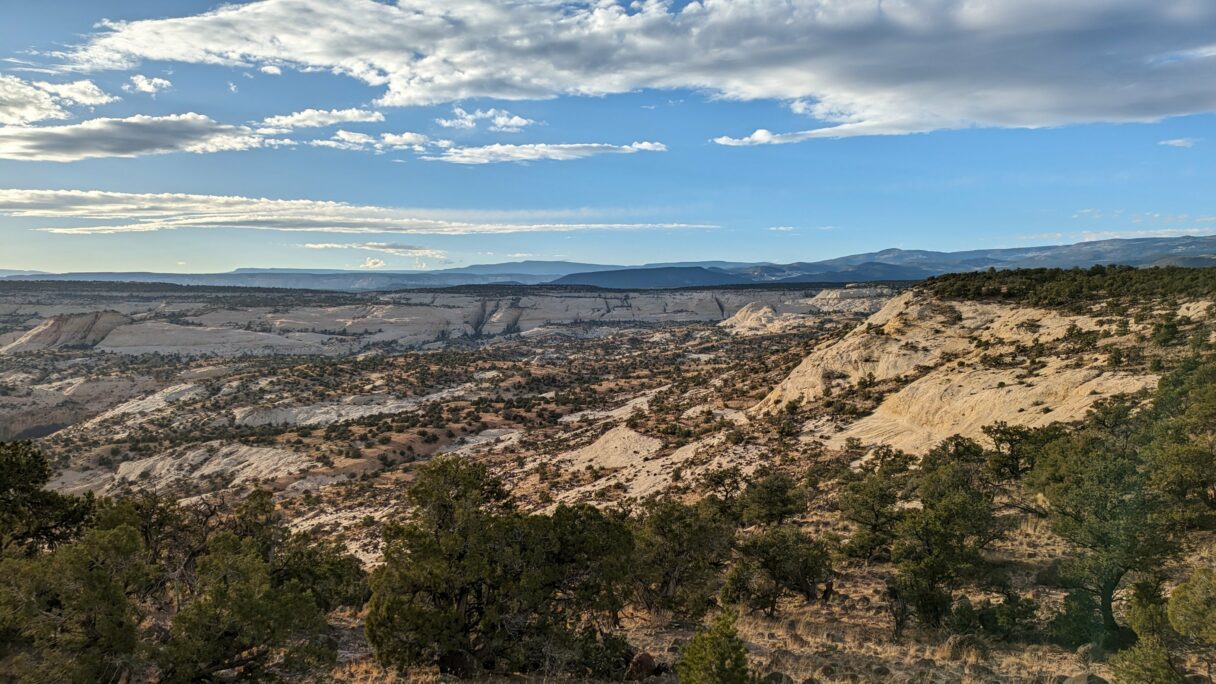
(1099, 579), (1120, 636)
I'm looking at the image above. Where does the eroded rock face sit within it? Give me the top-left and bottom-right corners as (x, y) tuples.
(3, 288), (868, 358)
(759, 291), (1160, 452)
(827, 360), (1154, 453)
(561, 425), (663, 470)
(108, 442), (316, 493)
(96, 321), (340, 356)
(0, 310), (130, 354)
(719, 288), (894, 336)
(231, 383), (474, 427)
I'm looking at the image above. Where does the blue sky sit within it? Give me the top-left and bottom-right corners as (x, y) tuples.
(1, 0), (1214, 272)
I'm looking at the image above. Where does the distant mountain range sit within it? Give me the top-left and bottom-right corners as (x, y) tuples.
(4, 235), (1215, 291)
(553, 266), (755, 288)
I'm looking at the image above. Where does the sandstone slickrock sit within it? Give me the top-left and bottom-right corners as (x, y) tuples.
(0, 310), (130, 353)
(760, 291), (1160, 452)
(108, 442), (316, 492)
(232, 384), (474, 427)
(561, 425), (662, 470)
(3, 287), (883, 358)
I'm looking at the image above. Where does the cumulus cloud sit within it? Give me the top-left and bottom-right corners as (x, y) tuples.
(380, 131), (430, 149)
(122, 74), (171, 94)
(309, 129), (378, 151)
(57, 0), (1216, 141)
(436, 106), (537, 132)
(1159, 138), (1199, 148)
(259, 107), (383, 133)
(302, 241), (447, 259)
(358, 257), (387, 269)
(0, 113), (264, 162)
(0, 75), (117, 125)
(308, 129), (431, 153)
(259, 65), (282, 75)
(425, 141), (666, 165)
(31, 80), (117, 107)
(0, 188), (713, 235)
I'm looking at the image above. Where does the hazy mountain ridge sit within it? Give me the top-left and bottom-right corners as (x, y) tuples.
(4, 235), (1214, 291)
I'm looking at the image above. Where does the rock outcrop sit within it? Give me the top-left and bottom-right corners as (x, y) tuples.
(760, 291), (1160, 452)
(0, 310), (130, 354)
(109, 442), (316, 492)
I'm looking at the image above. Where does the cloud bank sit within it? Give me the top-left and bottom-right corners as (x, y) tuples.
(0, 188), (713, 235)
(425, 141), (665, 165)
(0, 114), (264, 161)
(259, 107), (384, 132)
(58, 0), (1216, 141)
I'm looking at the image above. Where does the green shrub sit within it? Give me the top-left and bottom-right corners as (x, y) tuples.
(678, 611), (751, 684)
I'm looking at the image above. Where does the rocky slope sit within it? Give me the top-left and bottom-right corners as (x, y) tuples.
(759, 290), (1166, 452)
(1, 310), (130, 354)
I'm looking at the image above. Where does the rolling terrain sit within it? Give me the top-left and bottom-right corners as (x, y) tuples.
(2, 266), (1215, 683)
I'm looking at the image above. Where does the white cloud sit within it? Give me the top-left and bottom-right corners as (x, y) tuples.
(0, 75), (117, 125)
(1159, 138), (1199, 148)
(425, 141), (665, 165)
(0, 76), (65, 125)
(309, 129), (378, 151)
(302, 241), (447, 259)
(122, 74), (171, 94)
(767, 226), (797, 232)
(358, 257), (387, 269)
(380, 131), (429, 149)
(259, 65), (282, 75)
(259, 107), (383, 132)
(58, 0), (1216, 141)
(302, 129), (468, 155)
(227, 81), (238, 93)
(0, 188), (714, 235)
(31, 80), (117, 106)
(436, 106), (537, 132)
(308, 129), (430, 152)
(0, 113), (264, 162)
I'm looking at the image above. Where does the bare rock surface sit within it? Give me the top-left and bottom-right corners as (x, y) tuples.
(762, 291), (1160, 452)
(1, 310), (130, 353)
(108, 441), (316, 492)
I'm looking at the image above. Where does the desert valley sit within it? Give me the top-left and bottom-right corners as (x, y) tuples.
(4, 264), (1215, 683)
(5, 2), (1216, 681)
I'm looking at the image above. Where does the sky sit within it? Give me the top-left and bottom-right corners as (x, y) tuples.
(0, 0), (1214, 273)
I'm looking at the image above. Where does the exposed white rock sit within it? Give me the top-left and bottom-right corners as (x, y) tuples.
(761, 290), (1158, 452)
(552, 433), (764, 506)
(559, 425), (662, 470)
(803, 286), (895, 314)
(1, 310), (130, 353)
(232, 383), (474, 427)
(84, 383), (207, 427)
(97, 321), (334, 356)
(559, 390), (659, 424)
(827, 360), (1155, 453)
(109, 441), (315, 492)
